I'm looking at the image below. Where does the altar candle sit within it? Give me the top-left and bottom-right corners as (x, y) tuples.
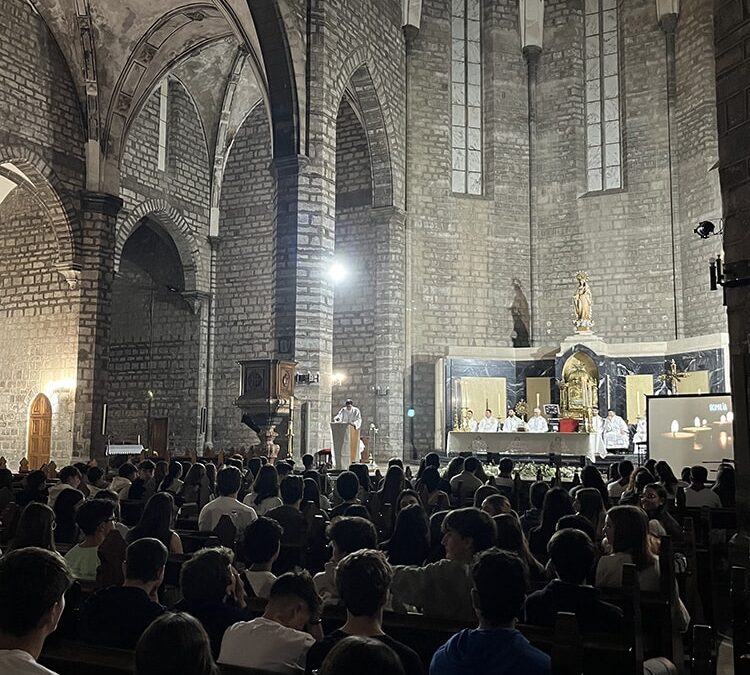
(137, 434), (141, 445)
(670, 420), (679, 437)
(694, 417), (701, 428)
(536, 393), (540, 407)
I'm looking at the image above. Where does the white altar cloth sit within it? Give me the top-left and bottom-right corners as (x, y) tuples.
(447, 431), (605, 463)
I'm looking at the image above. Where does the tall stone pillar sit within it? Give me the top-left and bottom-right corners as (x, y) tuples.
(273, 153), (336, 453)
(372, 206), (406, 460)
(74, 192), (122, 460)
(713, 0), (750, 559)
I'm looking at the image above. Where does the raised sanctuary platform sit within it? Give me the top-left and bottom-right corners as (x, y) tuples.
(447, 431), (603, 462)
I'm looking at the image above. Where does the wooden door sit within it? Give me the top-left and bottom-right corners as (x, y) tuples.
(27, 394), (52, 470)
(150, 417), (169, 458)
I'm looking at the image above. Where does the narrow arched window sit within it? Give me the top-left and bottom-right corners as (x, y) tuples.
(451, 0), (483, 195)
(585, 0), (622, 192)
(157, 79), (169, 172)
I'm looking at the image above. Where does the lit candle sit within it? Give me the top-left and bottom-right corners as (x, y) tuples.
(536, 393), (540, 407)
(694, 416), (701, 428)
(728, 411), (735, 423)
(137, 434), (141, 445)
(670, 420), (679, 437)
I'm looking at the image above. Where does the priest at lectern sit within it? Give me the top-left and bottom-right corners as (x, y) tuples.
(331, 399), (362, 468)
(334, 399), (362, 430)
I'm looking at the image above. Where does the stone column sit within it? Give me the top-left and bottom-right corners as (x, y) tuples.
(273, 153), (336, 453)
(184, 290), (211, 453)
(713, 0), (750, 559)
(372, 206), (406, 460)
(73, 192), (122, 461)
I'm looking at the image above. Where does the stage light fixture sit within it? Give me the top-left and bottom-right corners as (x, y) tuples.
(694, 221), (715, 239)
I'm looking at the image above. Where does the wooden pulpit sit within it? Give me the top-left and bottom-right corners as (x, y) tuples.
(330, 423), (358, 468)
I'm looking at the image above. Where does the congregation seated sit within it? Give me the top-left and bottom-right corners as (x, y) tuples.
(135, 612), (220, 675)
(328, 472), (361, 519)
(640, 483), (683, 544)
(380, 503), (430, 566)
(305, 550), (422, 675)
(573, 488), (606, 543)
(219, 571), (323, 673)
(85, 467), (109, 498)
(472, 484), (499, 510)
(653, 461), (686, 501)
(198, 465), (257, 533)
(712, 462), (735, 507)
(127, 492), (183, 554)
(314, 516), (378, 603)
(6, 502), (57, 554)
(0, 468), (14, 512)
(390, 507), (496, 622)
(244, 464), (284, 516)
(430, 548), (550, 675)
(64, 499), (115, 582)
(0, 547), (73, 674)
(607, 460), (634, 500)
(158, 460), (184, 495)
(48, 466), (83, 509)
(494, 457), (515, 490)
(267, 475), (308, 554)
(449, 457), (483, 501)
(78, 537), (167, 649)
(684, 465), (722, 508)
(481, 494), (511, 516)
(16, 469), (49, 507)
(367, 465), (405, 537)
(178, 463), (213, 510)
(109, 462), (137, 500)
(243, 516), (282, 599)
(319, 635), (405, 675)
(618, 468), (655, 506)
(524, 528), (622, 631)
(416, 466), (451, 516)
(519, 480), (548, 535)
(528, 488), (574, 561)
(176, 546), (249, 657)
(493, 514), (546, 585)
(128, 460), (157, 502)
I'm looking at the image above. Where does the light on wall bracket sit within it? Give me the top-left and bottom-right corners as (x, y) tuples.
(709, 255), (750, 291)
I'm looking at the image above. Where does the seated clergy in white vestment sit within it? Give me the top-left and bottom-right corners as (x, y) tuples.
(501, 409), (523, 433)
(477, 410), (499, 433)
(464, 410), (479, 432)
(602, 410), (629, 449)
(526, 408), (549, 433)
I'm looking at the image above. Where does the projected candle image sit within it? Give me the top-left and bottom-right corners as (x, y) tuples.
(649, 394), (734, 479)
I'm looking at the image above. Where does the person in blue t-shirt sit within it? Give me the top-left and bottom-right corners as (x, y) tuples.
(430, 548), (550, 675)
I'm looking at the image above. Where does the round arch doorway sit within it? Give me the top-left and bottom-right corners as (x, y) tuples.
(27, 393), (52, 470)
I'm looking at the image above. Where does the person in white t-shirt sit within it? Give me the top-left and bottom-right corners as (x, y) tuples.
(219, 572), (323, 673)
(684, 465), (723, 508)
(0, 547), (73, 674)
(198, 466), (257, 534)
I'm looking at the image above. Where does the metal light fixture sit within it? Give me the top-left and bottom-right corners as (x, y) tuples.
(520, 0), (544, 49)
(655, 0), (680, 21)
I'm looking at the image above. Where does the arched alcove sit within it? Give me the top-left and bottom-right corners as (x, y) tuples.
(108, 217), (200, 452)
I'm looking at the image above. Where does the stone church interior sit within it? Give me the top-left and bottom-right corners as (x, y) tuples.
(0, 0), (749, 673)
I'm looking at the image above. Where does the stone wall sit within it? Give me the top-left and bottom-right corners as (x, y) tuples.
(212, 104), (276, 448)
(332, 99), (377, 427)
(405, 0), (530, 453)
(0, 189), (78, 467)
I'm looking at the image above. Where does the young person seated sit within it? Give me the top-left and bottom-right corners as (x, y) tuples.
(176, 547), (249, 657)
(219, 571), (323, 674)
(128, 460), (157, 501)
(607, 460), (634, 500)
(127, 492), (183, 554)
(197, 465), (257, 533)
(449, 457), (484, 501)
(314, 516), (378, 603)
(417, 466), (451, 516)
(242, 516), (282, 599)
(684, 465), (722, 508)
(430, 549), (550, 675)
(267, 475), (309, 558)
(135, 612), (220, 675)
(319, 636), (406, 675)
(0, 548), (73, 674)
(110, 462), (137, 500)
(47, 465), (82, 508)
(524, 528), (622, 631)
(78, 538), (167, 648)
(520, 481), (549, 535)
(64, 499), (115, 582)
(494, 458), (515, 490)
(390, 507), (497, 621)
(7, 503), (58, 554)
(329, 471), (362, 519)
(306, 550), (422, 675)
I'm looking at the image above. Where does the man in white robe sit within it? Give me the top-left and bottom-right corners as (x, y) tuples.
(501, 409), (523, 433)
(526, 408), (549, 433)
(333, 399), (363, 466)
(477, 409), (499, 433)
(464, 410), (479, 432)
(603, 409), (629, 450)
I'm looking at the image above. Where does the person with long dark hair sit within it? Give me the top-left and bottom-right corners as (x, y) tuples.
(493, 513), (546, 584)
(135, 613), (220, 675)
(159, 461), (184, 494)
(570, 466), (610, 508)
(127, 492), (183, 554)
(243, 464), (282, 515)
(712, 463), (736, 507)
(573, 488), (605, 542)
(178, 463), (212, 509)
(368, 465), (405, 539)
(654, 460), (685, 499)
(381, 504), (430, 566)
(7, 502), (57, 554)
(618, 467), (655, 506)
(528, 487), (574, 562)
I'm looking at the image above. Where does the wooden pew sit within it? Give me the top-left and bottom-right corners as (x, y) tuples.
(731, 566), (750, 675)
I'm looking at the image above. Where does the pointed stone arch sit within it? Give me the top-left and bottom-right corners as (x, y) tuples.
(0, 145), (81, 283)
(333, 56), (394, 209)
(115, 199), (208, 294)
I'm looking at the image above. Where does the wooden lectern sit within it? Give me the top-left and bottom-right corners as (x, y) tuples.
(330, 423), (359, 468)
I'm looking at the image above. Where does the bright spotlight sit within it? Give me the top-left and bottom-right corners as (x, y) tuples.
(328, 261), (348, 284)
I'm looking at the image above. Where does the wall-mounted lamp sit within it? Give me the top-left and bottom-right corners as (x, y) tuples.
(655, 0), (680, 21)
(332, 372), (346, 387)
(709, 255), (750, 291)
(372, 385), (390, 397)
(295, 371), (321, 386)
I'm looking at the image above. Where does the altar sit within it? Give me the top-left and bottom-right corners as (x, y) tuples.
(447, 431), (603, 462)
